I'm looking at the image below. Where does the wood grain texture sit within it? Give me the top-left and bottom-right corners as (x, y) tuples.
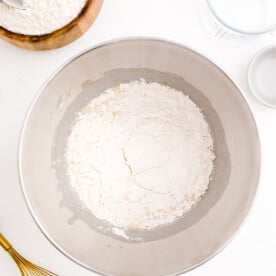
(0, 0), (103, 51)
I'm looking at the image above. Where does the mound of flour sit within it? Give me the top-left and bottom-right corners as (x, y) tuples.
(0, 0), (86, 35)
(66, 79), (215, 231)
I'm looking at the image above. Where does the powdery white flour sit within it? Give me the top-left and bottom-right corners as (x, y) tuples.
(66, 80), (215, 231)
(0, 0), (86, 35)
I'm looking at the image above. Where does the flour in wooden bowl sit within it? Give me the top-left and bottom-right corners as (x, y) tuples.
(0, 0), (86, 35)
(66, 79), (215, 234)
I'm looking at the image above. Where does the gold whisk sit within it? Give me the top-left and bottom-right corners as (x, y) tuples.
(0, 233), (57, 276)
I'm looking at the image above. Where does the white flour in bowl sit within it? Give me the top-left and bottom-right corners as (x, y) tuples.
(66, 79), (215, 232)
(0, 0), (86, 35)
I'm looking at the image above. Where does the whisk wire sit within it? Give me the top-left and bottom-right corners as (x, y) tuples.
(0, 233), (57, 276)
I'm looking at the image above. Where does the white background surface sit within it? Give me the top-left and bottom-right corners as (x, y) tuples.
(1, 0), (276, 275)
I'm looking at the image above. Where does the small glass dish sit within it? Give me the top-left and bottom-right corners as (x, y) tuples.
(207, 0), (276, 35)
(248, 45), (276, 108)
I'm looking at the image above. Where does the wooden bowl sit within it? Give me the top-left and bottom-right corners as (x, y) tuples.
(0, 0), (103, 50)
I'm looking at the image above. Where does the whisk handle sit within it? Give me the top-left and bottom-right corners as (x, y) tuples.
(0, 233), (12, 251)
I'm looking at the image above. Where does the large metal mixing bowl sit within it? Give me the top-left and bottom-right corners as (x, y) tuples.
(19, 39), (260, 275)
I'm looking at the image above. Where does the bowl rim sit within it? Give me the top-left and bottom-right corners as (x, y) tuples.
(18, 37), (261, 275)
(248, 44), (276, 108)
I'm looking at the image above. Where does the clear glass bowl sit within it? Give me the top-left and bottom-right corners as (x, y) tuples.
(207, 0), (276, 35)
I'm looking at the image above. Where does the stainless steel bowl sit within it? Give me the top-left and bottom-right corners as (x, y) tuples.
(19, 38), (260, 275)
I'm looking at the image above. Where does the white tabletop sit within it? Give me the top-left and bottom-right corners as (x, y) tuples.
(1, 0), (276, 275)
